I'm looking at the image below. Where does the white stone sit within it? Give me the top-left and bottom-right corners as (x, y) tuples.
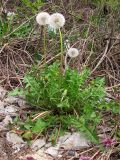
(6, 132), (25, 145)
(6, 132), (26, 153)
(31, 139), (46, 151)
(0, 115), (12, 131)
(4, 105), (18, 115)
(45, 144), (60, 157)
(60, 132), (89, 150)
(4, 97), (18, 104)
(3, 115), (12, 125)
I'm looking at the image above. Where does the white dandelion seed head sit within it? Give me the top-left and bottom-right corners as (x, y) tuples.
(36, 12), (50, 26)
(49, 13), (65, 29)
(67, 48), (79, 58)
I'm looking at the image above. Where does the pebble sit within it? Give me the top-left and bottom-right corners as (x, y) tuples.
(6, 132), (25, 145)
(45, 144), (60, 157)
(67, 149), (76, 157)
(60, 132), (89, 150)
(4, 105), (18, 116)
(3, 115), (12, 125)
(6, 132), (26, 153)
(31, 139), (46, 151)
(4, 97), (18, 104)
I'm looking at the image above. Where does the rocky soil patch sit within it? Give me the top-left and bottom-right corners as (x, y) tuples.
(0, 87), (90, 160)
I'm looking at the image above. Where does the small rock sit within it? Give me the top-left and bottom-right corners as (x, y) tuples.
(67, 149), (76, 157)
(60, 132), (89, 150)
(0, 87), (7, 100)
(31, 139), (46, 151)
(6, 132), (26, 152)
(3, 115), (12, 125)
(45, 145), (60, 157)
(4, 105), (18, 116)
(7, 132), (25, 145)
(4, 97), (18, 104)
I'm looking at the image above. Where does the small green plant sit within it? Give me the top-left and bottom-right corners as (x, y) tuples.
(12, 62), (112, 142)
(0, 12), (15, 39)
(0, 18), (8, 39)
(19, 0), (45, 14)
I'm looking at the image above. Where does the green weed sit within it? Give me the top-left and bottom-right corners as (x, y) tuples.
(11, 62), (119, 143)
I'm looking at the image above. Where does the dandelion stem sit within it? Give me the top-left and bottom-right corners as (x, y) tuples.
(59, 28), (63, 70)
(43, 26), (47, 63)
(37, 26), (43, 55)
